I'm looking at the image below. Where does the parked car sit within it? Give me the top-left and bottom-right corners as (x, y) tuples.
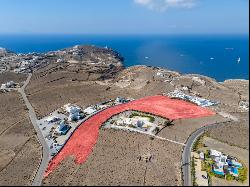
(202, 175), (207, 179)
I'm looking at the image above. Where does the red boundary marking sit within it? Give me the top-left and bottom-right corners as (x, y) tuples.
(44, 95), (215, 177)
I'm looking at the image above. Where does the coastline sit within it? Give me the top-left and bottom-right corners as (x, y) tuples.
(0, 45), (249, 83)
(1, 34), (249, 81)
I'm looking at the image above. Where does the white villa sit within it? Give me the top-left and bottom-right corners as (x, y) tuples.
(63, 104), (81, 114)
(55, 120), (71, 135)
(45, 116), (61, 124)
(63, 103), (83, 122)
(114, 116), (158, 134)
(209, 149), (243, 177)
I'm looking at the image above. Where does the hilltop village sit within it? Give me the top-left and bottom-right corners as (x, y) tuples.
(0, 45), (248, 186)
(0, 45), (124, 76)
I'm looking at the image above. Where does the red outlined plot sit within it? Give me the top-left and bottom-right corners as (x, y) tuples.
(45, 95), (215, 177)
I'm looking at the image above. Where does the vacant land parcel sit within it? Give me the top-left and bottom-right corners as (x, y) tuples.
(0, 91), (41, 186)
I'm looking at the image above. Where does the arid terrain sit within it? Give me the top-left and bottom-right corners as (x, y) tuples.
(199, 136), (249, 186)
(0, 46), (248, 186)
(207, 112), (249, 150)
(0, 72), (27, 86)
(43, 129), (183, 186)
(0, 73), (42, 185)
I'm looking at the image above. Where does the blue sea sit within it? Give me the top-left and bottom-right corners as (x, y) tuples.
(0, 34), (248, 81)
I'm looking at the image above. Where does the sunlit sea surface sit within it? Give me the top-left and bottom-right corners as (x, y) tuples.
(0, 34), (248, 81)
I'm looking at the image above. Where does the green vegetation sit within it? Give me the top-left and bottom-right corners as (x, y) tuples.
(191, 156), (197, 186)
(201, 160), (207, 171)
(208, 174), (212, 186)
(192, 134), (205, 152)
(129, 112), (155, 122)
(200, 150), (247, 184)
(226, 173), (234, 180)
(205, 161), (215, 179)
(237, 166), (248, 182)
(203, 157), (224, 182)
(204, 150), (209, 159)
(210, 171), (224, 179)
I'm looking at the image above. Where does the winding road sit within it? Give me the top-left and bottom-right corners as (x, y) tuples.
(18, 73), (50, 186)
(17, 73), (229, 186)
(182, 126), (208, 186)
(181, 120), (231, 186)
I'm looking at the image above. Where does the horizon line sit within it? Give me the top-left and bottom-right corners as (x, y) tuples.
(0, 32), (249, 36)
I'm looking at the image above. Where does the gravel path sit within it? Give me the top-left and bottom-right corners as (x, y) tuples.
(18, 73), (49, 186)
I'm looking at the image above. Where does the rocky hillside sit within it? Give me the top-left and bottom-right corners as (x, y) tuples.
(0, 45), (125, 78)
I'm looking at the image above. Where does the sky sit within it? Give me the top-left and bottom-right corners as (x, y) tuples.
(0, 0), (249, 35)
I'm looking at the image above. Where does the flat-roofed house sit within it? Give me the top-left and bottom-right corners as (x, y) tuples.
(210, 149), (222, 160)
(55, 121), (71, 135)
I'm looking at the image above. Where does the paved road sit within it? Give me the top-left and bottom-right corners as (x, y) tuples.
(17, 74), (233, 186)
(18, 76), (114, 185)
(182, 126), (208, 186)
(18, 73), (50, 186)
(181, 119), (231, 186)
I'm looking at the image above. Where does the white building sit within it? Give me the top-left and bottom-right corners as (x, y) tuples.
(6, 81), (16, 88)
(115, 97), (129, 104)
(63, 103), (81, 114)
(1, 81), (17, 90)
(239, 100), (249, 111)
(73, 45), (80, 49)
(136, 120), (144, 128)
(56, 59), (64, 63)
(45, 116), (61, 124)
(115, 117), (156, 133)
(63, 103), (84, 122)
(167, 90), (219, 107)
(68, 112), (84, 122)
(213, 162), (225, 175)
(156, 72), (164, 77)
(96, 104), (108, 110)
(199, 152), (205, 160)
(55, 120), (70, 135)
(210, 149), (222, 159)
(83, 106), (97, 115)
(181, 86), (189, 91)
(220, 155), (228, 163)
